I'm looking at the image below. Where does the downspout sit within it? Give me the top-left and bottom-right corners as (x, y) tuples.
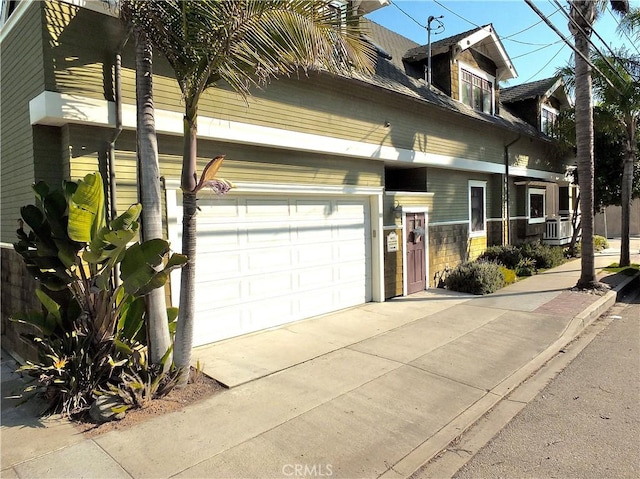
(107, 33), (130, 222)
(504, 134), (521, 245)
(107, 33), (130, 288)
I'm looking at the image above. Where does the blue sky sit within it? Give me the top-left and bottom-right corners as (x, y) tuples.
(366, 0), (639, 88)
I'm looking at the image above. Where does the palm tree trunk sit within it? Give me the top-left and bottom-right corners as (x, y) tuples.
(619, 116), (636, 267)
(174, 101), (199, 385)
(135, 30), (172, 365)
(572, 2), (597, 288)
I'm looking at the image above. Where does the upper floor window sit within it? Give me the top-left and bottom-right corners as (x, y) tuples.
(459, 63), (494, 115)
(0, 0), (20, 28)
(324, 0), (347, 27)
(541, 105), (559, 136)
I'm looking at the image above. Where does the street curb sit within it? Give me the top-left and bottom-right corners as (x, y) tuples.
(386, 271), (640, 479)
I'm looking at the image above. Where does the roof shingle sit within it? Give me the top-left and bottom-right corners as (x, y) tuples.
(354, 19), (544, 138)
(501, 77), (560, 103)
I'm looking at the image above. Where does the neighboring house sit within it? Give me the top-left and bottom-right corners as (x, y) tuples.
(0, 0), (575, 349)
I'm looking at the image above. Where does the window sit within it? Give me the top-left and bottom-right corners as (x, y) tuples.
(528, 188), (546, 224)
(460, 66), (493, 114)
(541, 105), (559, 136)
(469, 181), (487, 236)
(0, 0), (20, 27)
(324, 0), (347, 27)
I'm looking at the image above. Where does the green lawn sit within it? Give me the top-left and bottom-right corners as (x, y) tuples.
(602, 263), (640, 275)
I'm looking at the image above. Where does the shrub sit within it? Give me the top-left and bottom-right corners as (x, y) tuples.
(12, 173), (187, 417)
(593, 235), (609, 252)
(479, 245), (523, 269)
(520, 242), (565, 269)
(515, 258), (536, 277)
(499, 266), (517, 285)
(445, 260), (505, 295)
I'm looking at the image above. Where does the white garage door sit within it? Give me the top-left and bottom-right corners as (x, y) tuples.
(171, 194), (372, 346)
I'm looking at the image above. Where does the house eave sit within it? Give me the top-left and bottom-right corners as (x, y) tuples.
(29, 90), (565, 182)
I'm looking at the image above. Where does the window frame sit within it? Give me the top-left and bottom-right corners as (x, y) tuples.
(527, 187), (547, 224)
(458, 62), (495, 115)
(541, 104), (559, 136)
(468, 180), (487, 237)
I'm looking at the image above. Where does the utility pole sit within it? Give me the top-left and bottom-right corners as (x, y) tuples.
(426, 15), (443, 88)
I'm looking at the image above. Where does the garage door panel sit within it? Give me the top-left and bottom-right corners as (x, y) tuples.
(247, 248), (293, 271)
(195, 280), (243, 309)
(337, 260), (368, 278)
(336, 241), (368, 260)
(246, 199), (290, 217)
(336, 223), (367, 240)
(247, 298), (296, 328)
(245, 223), (291, 244)
(293, 199), (332, 216)
(174, 193), (372, 345)
(297, 266), (335, 289)
(248, 272), (295, 299)
(196, 225), (241, 247)
(338, 283), (369, 303)
(296, 243), (334, 266)
(336, 200), (366, 213)
(295, 223), (334, 242)
(198, 197), (241, 217)
(195, 253), (242, 280)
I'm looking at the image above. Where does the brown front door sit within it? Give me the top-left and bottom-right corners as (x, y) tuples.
(406, 213), (426, 294)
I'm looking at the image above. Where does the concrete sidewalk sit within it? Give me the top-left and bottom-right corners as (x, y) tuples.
(2, 241), (639, 479)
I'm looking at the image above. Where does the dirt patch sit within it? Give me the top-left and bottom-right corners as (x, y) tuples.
(75, 369), (225, 438)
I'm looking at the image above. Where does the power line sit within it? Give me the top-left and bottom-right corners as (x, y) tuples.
(606, 5), (640, 55)
(523, 0), (622, 95)
(510, 39), (564, 60)
(433, 0), (480, 29)
(389, 0), (425, 29)
(567, 0), (624, 59)
(506, 37), (563, 46)
(523, 43), (568, 83)
(550, 0), (631, 85)
(502, 5), (562, 39)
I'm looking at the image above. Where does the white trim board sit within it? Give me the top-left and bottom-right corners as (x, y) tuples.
(164, 179), (383, 197)
(29, 91), (564, 181)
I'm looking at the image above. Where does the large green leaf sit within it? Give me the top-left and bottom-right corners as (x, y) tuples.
(117, 296), (146, 341)
(10, 311), (56, 337)
(120, 239), (171, 296)
(36, 289), (62, 322)
(68, 173), (106, 243)
(110, 204), (142, 231)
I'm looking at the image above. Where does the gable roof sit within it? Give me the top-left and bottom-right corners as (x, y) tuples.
(350, 19), (542, 138)
(501, 77), (572, 107)
(402, 24), (517, 81)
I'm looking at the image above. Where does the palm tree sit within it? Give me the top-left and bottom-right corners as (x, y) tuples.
(569, 0), (629, 288)
(618, 6), (640, 40)
(120, 0), (374, 383)
(134, 28), (173, 366)
(557, 49), (639, 267)
(591, 51), (639, 266)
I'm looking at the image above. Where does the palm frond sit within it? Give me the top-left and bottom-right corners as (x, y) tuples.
(120, 0), (375, 103)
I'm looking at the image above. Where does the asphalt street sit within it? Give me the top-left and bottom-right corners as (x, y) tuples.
(452, 290), (640, 479)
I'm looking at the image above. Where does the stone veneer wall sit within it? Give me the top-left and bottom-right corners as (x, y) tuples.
(383, 228), (404, 299)
(429, 223), (473, 287)
(1, 245), (40, 361)
(510, 219), (545, 244)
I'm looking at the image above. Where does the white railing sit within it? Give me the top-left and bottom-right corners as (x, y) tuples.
(543, 216), (575, 245)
